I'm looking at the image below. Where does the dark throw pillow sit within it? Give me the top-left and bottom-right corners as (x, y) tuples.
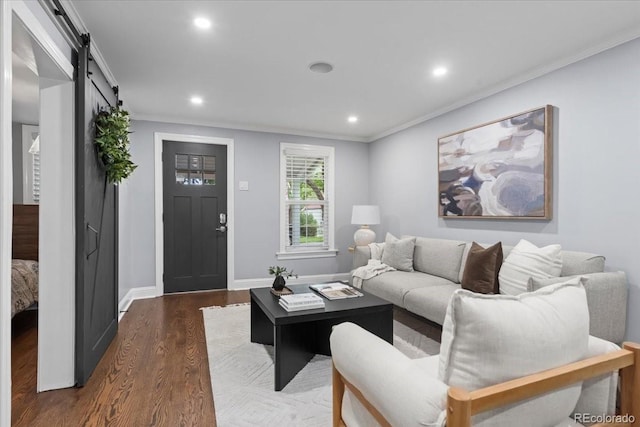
(461, 242), (503, 294)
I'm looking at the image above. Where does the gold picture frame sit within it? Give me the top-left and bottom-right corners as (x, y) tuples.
(438, 105), (553, 219)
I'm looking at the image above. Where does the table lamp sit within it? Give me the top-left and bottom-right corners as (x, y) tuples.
(351, 205), (380, 246)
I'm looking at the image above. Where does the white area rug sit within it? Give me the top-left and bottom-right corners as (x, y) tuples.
(202, 303), (439, 427)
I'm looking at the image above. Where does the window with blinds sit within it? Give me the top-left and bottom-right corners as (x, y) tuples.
(279, 143), (336, 259)
(22, 127), (40, 205)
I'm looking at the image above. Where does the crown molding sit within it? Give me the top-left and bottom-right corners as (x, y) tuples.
(132, 113), (369, 143)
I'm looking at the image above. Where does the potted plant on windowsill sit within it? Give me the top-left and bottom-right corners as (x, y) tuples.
(268, 266), (297, 291)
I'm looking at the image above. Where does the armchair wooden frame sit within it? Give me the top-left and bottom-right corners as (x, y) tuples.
(332, 342), (640, 427)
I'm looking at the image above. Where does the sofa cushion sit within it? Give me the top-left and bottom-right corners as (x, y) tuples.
(560, 251), (605, 276)
(461, 245), (604, 282)
(498, 239), (562, 295)
(408, 236), (466, 283)
(439, 278), (589, 427)
(461, 241), (503, 294)
(381, 233), (416, 272)
(411, 354), (440, 378)
(528, 271), (628, 343)
(363, 271), (454, 307)
(403, 283), (460, 325)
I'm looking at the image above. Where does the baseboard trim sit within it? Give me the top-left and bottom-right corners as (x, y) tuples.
(118, 286), (158, 321)
(118, 273), (352, 314)
(37, 379), (75, 393)
(231, 272), (351, 291)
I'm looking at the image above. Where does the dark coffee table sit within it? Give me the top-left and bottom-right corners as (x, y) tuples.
(250, 284), (393, 391)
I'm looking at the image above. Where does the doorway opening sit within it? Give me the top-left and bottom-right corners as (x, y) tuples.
(8, 1), (75, 404)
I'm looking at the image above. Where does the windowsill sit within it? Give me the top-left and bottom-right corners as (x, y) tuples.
(276, 249), (339, 260)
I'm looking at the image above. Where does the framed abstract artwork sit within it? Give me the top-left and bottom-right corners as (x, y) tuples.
(438, 105), (553, 219)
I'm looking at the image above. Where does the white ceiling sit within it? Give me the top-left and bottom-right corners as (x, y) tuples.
(69, 1), (640, 142)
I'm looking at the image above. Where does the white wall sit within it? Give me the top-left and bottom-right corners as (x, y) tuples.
(37, 81), (75, 391)
(119, 121), (369, 299)
(369, 37), (640, 342)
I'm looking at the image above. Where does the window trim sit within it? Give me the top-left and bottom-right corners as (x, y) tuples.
(277, 142), (337, 260)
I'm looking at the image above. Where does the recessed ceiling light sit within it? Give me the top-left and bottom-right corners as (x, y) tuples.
(194, 17), (212, 29)
(433, 66), (448, 77)
(190, 96), (204, 105)
(348, 116), (358, 123)
(309, 62), (334, 74)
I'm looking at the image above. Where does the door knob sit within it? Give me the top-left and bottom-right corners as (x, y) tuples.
(215, 225), (227, 233)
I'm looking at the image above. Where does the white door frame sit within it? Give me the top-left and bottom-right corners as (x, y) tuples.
(0, 2), (14, 426)
(1, 1), (74, 425)
(154, 132), (235, 295)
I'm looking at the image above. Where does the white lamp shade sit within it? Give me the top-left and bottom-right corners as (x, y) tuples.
(351, 205), (380, 225)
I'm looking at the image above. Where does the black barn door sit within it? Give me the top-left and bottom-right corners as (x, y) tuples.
(75, 36), (119, 385)
(163, 141), (228, 293)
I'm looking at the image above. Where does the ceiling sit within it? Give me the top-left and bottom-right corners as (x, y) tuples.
(12, 15), (40, 125)
(69, 1), (640, 142)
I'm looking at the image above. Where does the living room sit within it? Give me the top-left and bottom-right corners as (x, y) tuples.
(2, 1), (640, 426)
(111, 2), (640, 344)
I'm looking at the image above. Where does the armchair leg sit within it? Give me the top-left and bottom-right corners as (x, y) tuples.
(620, 342), (640, 426)
(333, 362), (345, 427)
(447, 387), (472, 427)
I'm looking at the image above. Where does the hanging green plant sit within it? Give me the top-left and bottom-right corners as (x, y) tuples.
(94, 106), (137, 184)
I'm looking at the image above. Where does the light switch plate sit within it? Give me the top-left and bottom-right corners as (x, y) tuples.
(239, 181), (249, 191)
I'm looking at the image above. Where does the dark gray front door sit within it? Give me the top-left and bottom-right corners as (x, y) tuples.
(75, 37), (119, 385)
(163, 141), (228, 293)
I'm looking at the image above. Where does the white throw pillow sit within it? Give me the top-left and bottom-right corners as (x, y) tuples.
(438, 278), (589, 427)
(498, 239), (562, 295)
(381, 233), (415, 272)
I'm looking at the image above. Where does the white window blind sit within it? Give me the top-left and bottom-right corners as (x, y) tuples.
(279, 143), (336, 259)
(32, 152), (40, 203)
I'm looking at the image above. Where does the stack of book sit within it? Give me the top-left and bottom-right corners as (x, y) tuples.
(279, 293), (325, 312)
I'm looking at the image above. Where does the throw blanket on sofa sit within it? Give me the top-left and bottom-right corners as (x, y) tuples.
(352, 259), (395, 289)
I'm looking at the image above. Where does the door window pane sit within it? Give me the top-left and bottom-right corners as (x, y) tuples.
(190, 155), (202, 170)
(175, 154), (189, 169)
(203, 156), (216, 171)
(189, 171), (203, 185)
(176, 170), (189, 184)
(203, 172), (216, 185)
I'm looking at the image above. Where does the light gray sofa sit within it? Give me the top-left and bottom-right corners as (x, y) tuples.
(353, 236), (628, 343)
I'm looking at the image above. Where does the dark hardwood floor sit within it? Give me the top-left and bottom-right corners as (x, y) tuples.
(11, 290), (250, 426)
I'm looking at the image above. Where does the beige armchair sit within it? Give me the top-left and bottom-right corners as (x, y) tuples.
(330, 279), (640, 427)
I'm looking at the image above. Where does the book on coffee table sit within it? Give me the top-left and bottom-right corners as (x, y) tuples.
(279, 293), (325, 312)
(309, 282), (363, 300)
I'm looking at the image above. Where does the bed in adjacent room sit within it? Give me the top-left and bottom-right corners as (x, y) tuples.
(11, 204), (39, 318)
